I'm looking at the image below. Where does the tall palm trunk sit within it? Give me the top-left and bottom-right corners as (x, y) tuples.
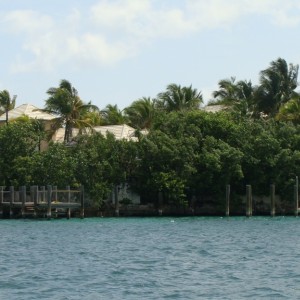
(5, 108), (8, 125)
(0, 90), (16, 125)
(64, 122), (73, 143)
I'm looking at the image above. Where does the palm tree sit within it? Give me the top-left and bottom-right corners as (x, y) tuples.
(100, 104), (127, 125)
(44, 79), (99, 143)
(124, 97), (156, 129)
(255, 58), (299, 117)
(157, 83), (203, 112)
(212, 77), (238, 105)
(0, 90), (17, 124)
(276, 94), (300, 124)
(82, 110), (103, 126)
(212, 78), (256, 118)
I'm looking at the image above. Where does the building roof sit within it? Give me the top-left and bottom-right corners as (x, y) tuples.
(202, 105), (227, 113)
(94, 124), (137, 140)
(52, 124), (138, 143)
(0, 103), (57, 122)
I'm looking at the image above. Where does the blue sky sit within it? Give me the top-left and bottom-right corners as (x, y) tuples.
(1, 0), (300, 110)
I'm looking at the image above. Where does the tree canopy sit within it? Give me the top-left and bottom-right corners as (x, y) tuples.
(44, 79), (99, 143)
(1, 58), (300, 212)
(0, 90), (17, 125)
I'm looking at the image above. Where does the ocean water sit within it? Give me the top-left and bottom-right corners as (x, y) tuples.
(1, 217), (300, 299)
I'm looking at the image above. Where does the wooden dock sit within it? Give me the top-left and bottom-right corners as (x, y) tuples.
(0, 185), (84, 219)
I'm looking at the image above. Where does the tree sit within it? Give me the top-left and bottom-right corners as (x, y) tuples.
(124, 97), (156, 129)
(0, 121), (40, 186)
(44, 79), (99, 143)
(157, 83), (203, 112)
(276, 95), (300, 124)
(32, 143), (78, 187)
(0, 90), (17, 124)
(72, 133), (123, 206)
(255, 58), (299, 117)
(9, 115), (46, 152)
(81, 110), (103, 126)
(137, 130), (196, 205)
(212, 77), (256, 118)
(100, 104), (127, 125)
(212, 77), (238, 105)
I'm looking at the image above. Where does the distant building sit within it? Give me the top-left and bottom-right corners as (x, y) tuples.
(201, 104), (227, 113)
(0, 104), (56, 123)
(52, 124), (139, 143)
(0, 103), (57, 150)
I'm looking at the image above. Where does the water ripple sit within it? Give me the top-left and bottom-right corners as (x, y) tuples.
(1, 217), (300, 299)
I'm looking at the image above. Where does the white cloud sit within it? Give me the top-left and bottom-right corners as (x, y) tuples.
(90, 0), (151, 29)
(90, 0), (196, 39)
(185, 0), (242, 29)
(67, 33), (136, 65)
(3, 0), (300, 73)
(3, 10), (54, 34)
(186, 0), (300, 29)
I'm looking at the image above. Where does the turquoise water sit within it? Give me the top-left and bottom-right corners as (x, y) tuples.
(1, 217), (300, 299)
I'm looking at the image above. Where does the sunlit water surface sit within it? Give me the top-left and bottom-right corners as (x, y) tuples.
(1, 217), (300, 299)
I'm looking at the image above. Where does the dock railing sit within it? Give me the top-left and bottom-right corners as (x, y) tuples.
(0, 185), (84, 219)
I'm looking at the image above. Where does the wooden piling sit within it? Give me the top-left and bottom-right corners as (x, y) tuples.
(246, 185), (252, 217)
(294, 184), (298, 217)
(53, 186), (57, 201)
(21, 186), (26, 217)
(9, 186), (14, 218)
(270, 184), (275, 217)
(80, 185), (84, 219)
(53, 186), (58, 217)
(30, 186), (34, 217)
(158, 191), (163, 216)
(0, 186), (3, 218)
(225, 184), (230, 217)
(32, 186), (38, 218)
(41, 186), (46, 202)
(67, 186), (71, 219)
(190, 195), (196, 215)
(114, 185), (119, 217)
(47, 185), (52, 219)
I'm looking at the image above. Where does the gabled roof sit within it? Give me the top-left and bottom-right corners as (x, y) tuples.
(202, 104), (227, 113)
(0, 103), (57, 122)
(93, 124), (136, 140)
(52, 124), (138, 143)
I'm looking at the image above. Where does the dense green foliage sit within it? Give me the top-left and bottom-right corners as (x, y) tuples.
(0, 90), (16, 125)
(1, 58), (300, 209)
(1, 110), (300, 208)
(44, 79), (99, 143)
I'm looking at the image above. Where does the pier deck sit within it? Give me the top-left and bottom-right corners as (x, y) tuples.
(0, 185), (84, 219)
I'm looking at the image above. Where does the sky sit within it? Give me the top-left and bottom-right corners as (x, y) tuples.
(1, 0), (300, 110)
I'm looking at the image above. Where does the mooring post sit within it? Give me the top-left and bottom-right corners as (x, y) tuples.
(114, 185), (119, 217)
(158, 191), (163, 216)
(47, 185), (52, 219)
(53, 186), (57, 201)
(33, 186), (38, 218)
(246, 185), (252, 217)
(67, 185), (71, 219)
(30, 186), (33, 216)
(226, 184), (230, 217)
(9, 186), (14, 218)
(53, 186), (58, 217)
(80, 185), (84, 219)
(0, 186), (3, 218)
(294, 176), (299, 217)
(190, 194), (196, 215)
(21, 186), (26, 218)
(270, 184), (275, 217)
(41, 186), (46, 202)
